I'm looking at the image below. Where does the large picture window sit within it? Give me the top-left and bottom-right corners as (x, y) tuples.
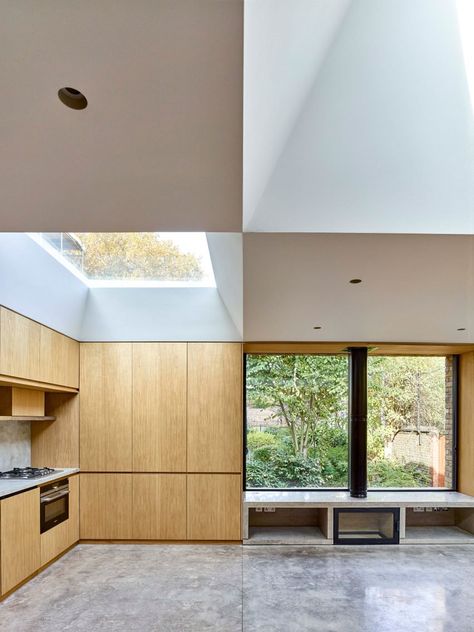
(245, 354), (349, 489)
(245, 352), (456, 491)
(367, 356), (455, 489)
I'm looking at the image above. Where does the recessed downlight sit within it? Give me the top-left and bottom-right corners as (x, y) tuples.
(457, 327), (466, 331)
(58, 87), (88, 110)
(313, 326), (322, 330)
(349, 278), (362, 284)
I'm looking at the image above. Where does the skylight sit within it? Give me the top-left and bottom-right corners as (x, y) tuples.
(30, 232), (216, 288)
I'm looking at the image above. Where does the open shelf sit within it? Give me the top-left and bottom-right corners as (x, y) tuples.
(246, 526), (331, 545)
(0, 416), (56, 422)
(403, 526), (474, 544)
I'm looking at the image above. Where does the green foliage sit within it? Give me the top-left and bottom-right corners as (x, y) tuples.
(247, 448), (324, 488)
(247, 430), (279, 451)
(246, 354), (448, 489)
(368, 459), (432, 488)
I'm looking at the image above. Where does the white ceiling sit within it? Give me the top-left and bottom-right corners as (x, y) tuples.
(245, 0), (474, 233)
(243, 0), (351, 228)
(0, 1), (243, 232)
(244, 233), (474, 342)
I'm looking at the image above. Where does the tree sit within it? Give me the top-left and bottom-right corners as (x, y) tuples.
(367, 356), (445, 447)
(246, 354), (348, 457)
(74, 233), (203, 281)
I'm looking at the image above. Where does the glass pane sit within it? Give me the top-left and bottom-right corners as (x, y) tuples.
(31, 232), (216, 287)
(367, 356), (453, 489)
(338, 511), (395, 539)
(44, 498), (67, 522)
(246, 354), (349, 489)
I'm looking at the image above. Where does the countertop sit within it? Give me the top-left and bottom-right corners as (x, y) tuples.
(243, 489), (474, 507)
(0, 468), (80, 499)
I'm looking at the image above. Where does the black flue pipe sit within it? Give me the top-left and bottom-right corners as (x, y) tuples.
(349, 347), (368, 498)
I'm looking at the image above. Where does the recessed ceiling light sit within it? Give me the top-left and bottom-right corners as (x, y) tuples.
(457, 327), (466, 331)
(58, 87), (88, 110)
(349, 278), (362, 284)
(313, 326), (322, 330)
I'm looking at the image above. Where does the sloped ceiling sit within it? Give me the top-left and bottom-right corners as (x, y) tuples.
(243, 0), (351, 227)
(245, 0), (474, 233)
(0, 0), (243, 232)
(244, 233), (474, 342)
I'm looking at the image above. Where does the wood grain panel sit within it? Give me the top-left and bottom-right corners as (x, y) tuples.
(132, 474), (186, 540)
(31, 393), (79, 468)
(40, 327), (79, 388)
(1, 488), (40, 595)
(11, 388), (44, 416)
(0, 375), (77, 393)
(459, 352), (474, 495)
(132, 344), (187, 472)
(80, 344), (132, 471)
(244, 342), (474, 356)
(80, 474), (132, 539)
(187, 474), (241, 540)
(40, 475), (79, 565)
(187, 343), (242, 472)
(0, 307), (41, 381)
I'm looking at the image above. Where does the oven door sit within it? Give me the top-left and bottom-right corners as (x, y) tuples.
(40, 481), (69, 534)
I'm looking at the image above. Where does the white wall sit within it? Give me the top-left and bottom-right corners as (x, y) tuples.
(80, 287), (241, 341)
(0, 233), (88, 338)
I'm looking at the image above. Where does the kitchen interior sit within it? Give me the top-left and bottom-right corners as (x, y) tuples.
(3, 1), (474, 631)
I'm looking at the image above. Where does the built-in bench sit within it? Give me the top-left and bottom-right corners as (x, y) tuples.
(243, 490), (474, 545)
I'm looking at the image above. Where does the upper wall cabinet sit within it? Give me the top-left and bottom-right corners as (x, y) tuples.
(80, 343), (133, 471)
(0, 307), (79, 389)
(133, 343), (187, 472)
(0, 307), (41, 382)
(187, 343), (242, 473)
(40, 327), (79, 389)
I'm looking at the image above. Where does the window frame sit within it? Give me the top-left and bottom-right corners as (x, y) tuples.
(243, 351), (458, 493)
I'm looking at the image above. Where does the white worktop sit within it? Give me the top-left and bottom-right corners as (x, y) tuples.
(0, 468), (79, 499)
(243, 490), (474, 508)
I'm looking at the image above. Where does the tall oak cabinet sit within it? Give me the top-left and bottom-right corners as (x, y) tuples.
(79, 342), (242, 541)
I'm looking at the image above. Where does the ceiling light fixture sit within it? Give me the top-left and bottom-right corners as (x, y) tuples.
(349, 278), (362, 284)
(58, 87), (88, 110)
(313, 326), (322, 330)
(457, 327), (466, 331)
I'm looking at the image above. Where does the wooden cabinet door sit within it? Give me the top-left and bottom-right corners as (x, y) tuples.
(80, 474), (132, 539)
(1, 488), (40, 595)
(132, 343), (187, 472)
(187, 474), (241, 540)
(80, 344), (132, 471)
(40, 327), (79, 388)
(0, 307), (41, 382)
(132, 474), (186, 540)
(40, 475), (79, 566)
(187, 343), (242, 472)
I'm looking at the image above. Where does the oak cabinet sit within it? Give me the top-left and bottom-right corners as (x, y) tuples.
(80, 474), (133, 539)
(0, 307), (41, 382)
(0, 307), (79, 389)
(80, 344), (133, 471)
(187, 474), (241, 540)
(1, 488), (41, 595)
(187, 343), (242, 473)
(40, 475), (79, 566)
(132, 343), (187, 472)
(40, 326), (79, 389)
(132, 474), (186, 540)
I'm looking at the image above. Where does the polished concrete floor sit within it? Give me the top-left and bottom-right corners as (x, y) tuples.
(1, 544), (473, 631)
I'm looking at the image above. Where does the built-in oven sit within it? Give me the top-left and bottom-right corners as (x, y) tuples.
(40, 479), (69, 533)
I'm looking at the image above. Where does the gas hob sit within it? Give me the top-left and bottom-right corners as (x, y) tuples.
(0, 467), (60, 480)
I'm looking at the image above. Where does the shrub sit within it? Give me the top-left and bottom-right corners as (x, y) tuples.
(247, 430), (279, 451)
